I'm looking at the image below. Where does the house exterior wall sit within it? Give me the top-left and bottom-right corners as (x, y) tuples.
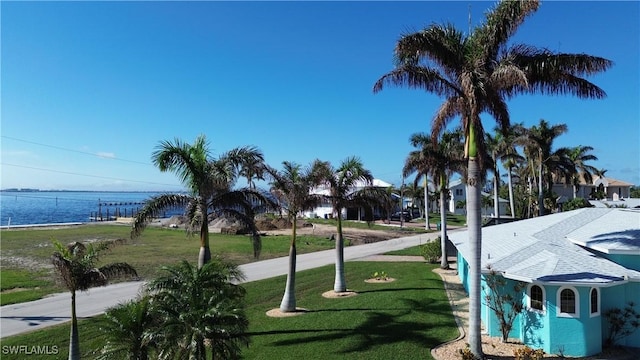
(481, 276), (523, 340)
(543, 285), (601, 357)
(599, 253), (640, 272)
(600, 282), (640, 348)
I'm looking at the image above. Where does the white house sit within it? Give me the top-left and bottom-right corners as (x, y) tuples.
(448, 179), (509, 217)
(302, 178), (393, 220)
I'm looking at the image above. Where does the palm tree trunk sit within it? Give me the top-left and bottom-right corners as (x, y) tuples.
(424, 175), (431, 230)
(493, 164), (500, 219)
(198, 219), (211, 268)
(69, 290), (80, 360)
(538, 155), (544, 216)
(333, 214), (347, 292)
(280, 221), (297, 312)
(467, 155), (483, 359)
(507, 165), (515, 218)
(439, 174), (449, 269)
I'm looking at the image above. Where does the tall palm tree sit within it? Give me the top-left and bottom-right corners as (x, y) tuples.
(315, 157), (377, 293)
(238, 149), (266, 190)
(265, 161), (324, 312)
(147, 259), (248, 360)
(374, 1), (611, 356)
(566, 145), (598, 199)
(52, 240), (138, 360)
(486, 132), (502, 219)
(404, 129), (464, 269)
(99, 296), (156, 360)
(515, 120), (574, 215)
(495, 125), (525, 218)
(131, 135), (274, 267)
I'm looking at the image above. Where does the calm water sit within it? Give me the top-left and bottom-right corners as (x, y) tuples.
(0, 191), (183, 226)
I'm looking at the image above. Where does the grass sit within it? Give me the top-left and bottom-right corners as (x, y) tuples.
(0, 261), (459, 360)
(0, 224), (338, 304)
(0, 268), (58, 305)
(307, 218), (430, 233)
(384, 245), (423, 257)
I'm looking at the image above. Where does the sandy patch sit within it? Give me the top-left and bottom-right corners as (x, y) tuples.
(321, 290), (358, 298)
(266, 308), (309, 317)
(364, 277), (396, 283)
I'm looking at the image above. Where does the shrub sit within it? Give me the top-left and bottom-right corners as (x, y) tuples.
(371, 271), (389, 280)
(604, 302), (640, 347)
(421, 237), (442, 263)
(562, 197), (592, 211)
(513, 346), (545, 360)
(458, 344), (478, 360)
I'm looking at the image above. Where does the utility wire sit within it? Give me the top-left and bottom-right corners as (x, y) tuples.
(1, 163), (182, 188)
(1, 135), (153, 166)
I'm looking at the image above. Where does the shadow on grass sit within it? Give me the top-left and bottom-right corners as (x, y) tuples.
(356, 286), (442, 294)
(271, 311), (445, 354)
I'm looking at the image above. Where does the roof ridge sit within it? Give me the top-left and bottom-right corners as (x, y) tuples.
(533, 208), (610, 242)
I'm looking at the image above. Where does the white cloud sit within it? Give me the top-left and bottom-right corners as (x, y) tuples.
(96, 152), (116, 159)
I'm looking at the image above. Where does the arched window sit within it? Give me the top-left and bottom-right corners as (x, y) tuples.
(557, 287), (579, 318)
(528, 284), (545, 311)
(590, 288), (600, 316)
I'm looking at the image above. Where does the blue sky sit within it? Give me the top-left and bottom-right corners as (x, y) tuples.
(2, 1), (639, 191)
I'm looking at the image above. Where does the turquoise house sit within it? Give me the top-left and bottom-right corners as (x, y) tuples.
(449, 208), (640, 357)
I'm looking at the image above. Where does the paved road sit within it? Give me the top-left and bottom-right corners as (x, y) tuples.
(1, 230), (455, 338)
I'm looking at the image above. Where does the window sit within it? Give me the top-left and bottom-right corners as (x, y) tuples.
(530, 285), (544, 311)
(557, 287), (579, 318)
(590, 288), (600, 316)
(455, 189), (463, 196)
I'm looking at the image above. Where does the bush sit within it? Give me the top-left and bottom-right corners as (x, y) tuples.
(562, 197), (592, 211)
(513, 346), (545, 360)
(421, 237), (442, 263)
(458, 344), (479, 360)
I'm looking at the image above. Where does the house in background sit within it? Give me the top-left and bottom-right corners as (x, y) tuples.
(553, 176), (633, 201)
(303, 178), (393, 220)
(448, 179), (509, 217)
(449, 208), (640, 357)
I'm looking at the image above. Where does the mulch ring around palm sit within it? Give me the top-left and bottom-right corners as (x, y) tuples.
(321, 290), (358, 298)
(364, 277), (396, 283)
(266, 308), (310, 317)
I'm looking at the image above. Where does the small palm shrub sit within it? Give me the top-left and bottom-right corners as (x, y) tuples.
(421, 237), (442, 263)
(514, 346), (545, 360)
(371, 271), (389, 280)
(458, 344), (479, 360)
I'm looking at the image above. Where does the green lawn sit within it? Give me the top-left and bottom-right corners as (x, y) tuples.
(0, 224), (338, 305)
(0, 261), (458, 360)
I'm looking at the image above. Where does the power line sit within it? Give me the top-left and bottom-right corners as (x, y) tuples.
(1, 163), (182, 188)
(1, 135), (153, 166)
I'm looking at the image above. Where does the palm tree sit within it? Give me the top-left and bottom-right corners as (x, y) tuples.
(566, 145), (598, 199)
(315, 157), (377, 293)
(147, 259), (248, 360)
(52, 240), (138, 360)
(99, 296), (156, 360)
(238, 149), (266, 190)
(404, 129), (464, 269)
(374, 1), (611, 356)
(131, 135), (274, 267)
(380, 185), (400, 224)
(265, 161), (324, 312)
(515, 120), (575, 215)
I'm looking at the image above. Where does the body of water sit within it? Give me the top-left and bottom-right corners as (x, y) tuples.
(0, 191), (183, 226)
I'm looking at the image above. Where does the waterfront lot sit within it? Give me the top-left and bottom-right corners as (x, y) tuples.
(0, 261), (457, 360)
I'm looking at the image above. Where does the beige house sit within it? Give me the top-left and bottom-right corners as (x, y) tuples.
(553, 176), (633, 200)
